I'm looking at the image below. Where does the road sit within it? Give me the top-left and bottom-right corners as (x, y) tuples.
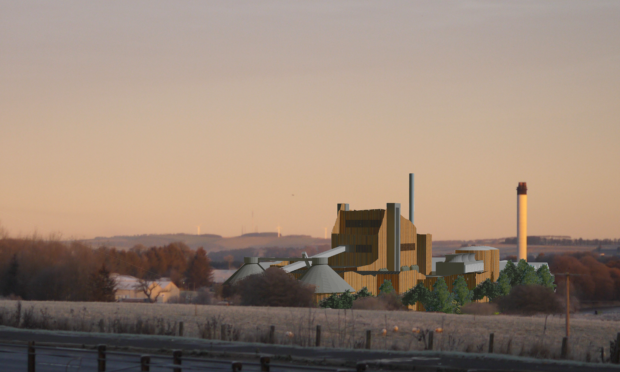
(0, 344), (341, 372)
(1, 326), (620, 372)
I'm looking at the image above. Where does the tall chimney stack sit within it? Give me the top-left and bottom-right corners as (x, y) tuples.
(409, 173), (414, 224)
(517, 182), (528, 262)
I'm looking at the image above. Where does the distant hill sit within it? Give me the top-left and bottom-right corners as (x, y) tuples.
(80, 232), (330, 252)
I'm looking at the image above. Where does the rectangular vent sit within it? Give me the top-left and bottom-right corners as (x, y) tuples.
(355, 245), (372, 253)
(345, 220), (382, 228)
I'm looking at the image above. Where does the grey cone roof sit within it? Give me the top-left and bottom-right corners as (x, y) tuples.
(299, 259), (355, 294)
(224, 262), (264, 285)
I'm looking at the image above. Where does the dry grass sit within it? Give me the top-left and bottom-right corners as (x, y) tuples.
(0, 299), (616, 362)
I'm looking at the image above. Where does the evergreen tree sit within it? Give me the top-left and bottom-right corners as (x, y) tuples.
(426, 277), (455, 313)
(2, 254), (20, 297)
(473, 279), (499, 301)
(536, 265), (556, 290)
(88, 264), (117, 302)
(502, 260), (518, 286)
(185, 248), (213, 289)
(497, 271), (512, 296)
(379, 280), (394, 295)
(452, 276), (473, 308)
(515, 259), (530, 285)
(354, 287), (372, 300)
(319, 290), (355, 309)
(520, 265), (542, 285)
(402, 282), (430, 307)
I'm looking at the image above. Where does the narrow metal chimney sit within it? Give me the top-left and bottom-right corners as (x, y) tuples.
(517, 182), (528, 262)
(409, 173), (414, 224)
(387, 203), (401, 271)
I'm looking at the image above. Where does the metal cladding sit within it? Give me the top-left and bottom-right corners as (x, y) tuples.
(280, 246), (347, 273)
(436, 253), (484, 276)
(409, 173), (415, 224)
(387, 203), (401, 271)
(299, 257), (355, 294)
(223, 258), (265, 285)
(517, 182), (528, 262)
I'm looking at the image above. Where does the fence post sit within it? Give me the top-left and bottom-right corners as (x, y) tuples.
(427, 331), (434, 351)
(561, 337), (569, 359)
(260, 356), (270, 372)
(232, 361), (243, 371)
(98, 344), (106, 372)
(28, 341), (35, 372)
(173, 350), (182, 372)
(221, 324), (227, 341)
(602, 347), (606, 363)
(316, 325), (321, 347)
(140, 355), (150, 371)
(179, 322), (184, 337)
(488, 333), (494, 353)
(615, 333), (620, 363)
(269, 325), (275, 344)
(365, 330), (371, 350)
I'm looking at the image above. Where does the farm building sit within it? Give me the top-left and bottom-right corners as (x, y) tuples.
(112, 274), (180, 303)
(226, 174), (502, 307)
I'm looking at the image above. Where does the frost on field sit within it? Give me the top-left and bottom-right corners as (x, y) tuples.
(0, 299), (615, 361)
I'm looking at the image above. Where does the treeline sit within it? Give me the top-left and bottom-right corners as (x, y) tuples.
(0, 236), (212, 301)
(540, 252), (620, 302)
(503, 236), (619, 246)
(208, 245), (330, 269)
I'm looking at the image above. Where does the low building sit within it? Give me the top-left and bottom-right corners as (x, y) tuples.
(111, 274), (180, 303)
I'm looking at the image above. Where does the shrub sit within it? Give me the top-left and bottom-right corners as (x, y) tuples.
(234, 268), (315, 307)
(319, 290), (355, 309)
(320, 287), (373, 309)
(497, 285), (563, 315)
(425, 277), (456, 313)
(353, 293), (405, 311)
(402, 282), (430, 307)
(379, 280), (395, 294)
(461, 302), (499, 315)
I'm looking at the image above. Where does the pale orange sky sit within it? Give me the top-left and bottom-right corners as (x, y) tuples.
(1, 1), (619, 241)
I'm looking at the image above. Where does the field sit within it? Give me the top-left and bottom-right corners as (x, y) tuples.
(0, 300), (617, 362)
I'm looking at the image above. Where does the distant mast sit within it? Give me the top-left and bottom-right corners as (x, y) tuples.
(517, 182), (528, 262)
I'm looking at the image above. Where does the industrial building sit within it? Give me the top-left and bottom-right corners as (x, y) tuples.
(225, 174), (501, 308)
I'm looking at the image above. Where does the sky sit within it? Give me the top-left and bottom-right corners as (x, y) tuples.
(1, 1), (619, 241)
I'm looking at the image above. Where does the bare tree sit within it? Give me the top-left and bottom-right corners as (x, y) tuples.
(134, 279), (156, 303)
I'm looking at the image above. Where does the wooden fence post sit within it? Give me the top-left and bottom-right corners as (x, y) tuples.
(97, 344), (106, 372)
(316, 325), (321, 347)
(28, 341), (35, 372)
(140, 355), (150, 371)
(269, 325), (275, 344)
(561, 337), (569, 359)
(179, 322), (184, 337)
(173, 350), (182, 372)
(260, 356), (270, 372)
(365, 330), (371, 350)
(428, 331), (434, 351)
(488, 333), (494, 353)
(615, 333), (620, 363)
